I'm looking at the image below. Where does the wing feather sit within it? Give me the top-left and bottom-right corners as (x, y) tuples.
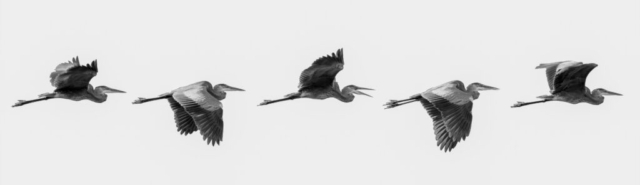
(420, 84), (474, 152)
(50, 57), (98, 90)
(172, 87), (224, 146)
(552, 63), (597, 94)
(168, 98), (198, 135)
(298, 49), (344, 91)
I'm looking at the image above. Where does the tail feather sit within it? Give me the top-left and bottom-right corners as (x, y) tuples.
(38, 92), (56, 98)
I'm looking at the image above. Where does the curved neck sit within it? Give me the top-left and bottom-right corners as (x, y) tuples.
(88, 87), (108, 103)
(210, 85), (227, 100)
(466, 84), (480, 100)
(585, 89), (605, 105)
(334, 87), (355, 102)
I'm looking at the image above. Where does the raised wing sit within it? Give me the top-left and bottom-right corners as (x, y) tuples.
(551, 63), (597, 94)
(168, 98), (198, 135)
(172, 86), (224, 146)
(420, 82), (474, 152)
(49, 56), (98, 90)
(298, 48), (344, 91)
(535, 61), (581, 92)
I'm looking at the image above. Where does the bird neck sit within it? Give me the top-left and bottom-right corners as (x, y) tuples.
(211, 85), (227, 100)
(334, 87), (355, 102)
(466, 85), (480, 100)
(88, 87), (108, 103)
(585, 89), (604, 105)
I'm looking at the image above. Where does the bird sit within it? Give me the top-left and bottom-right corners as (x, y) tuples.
(12, 56), (125, 107)
(512, 61), (622, 108)
(384, 80), (498, 152)
(132, 81), (244, 147)
(259, 48), (373, 106)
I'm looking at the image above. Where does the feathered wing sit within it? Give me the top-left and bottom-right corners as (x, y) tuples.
(551, 63), (597, 94)
(298, 48), (344, 91)
(420, 89), (474, 152)
(167, 97), (198, 135)
(172, 87), (224, 146)
(49, 56), (98, 90)
(535, 61), (582, 92)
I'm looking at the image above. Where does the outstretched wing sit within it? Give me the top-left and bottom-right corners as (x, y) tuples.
(298, 48), (344, 91)
(551, 63), (597, 94)
(419, 82), (474, 152)
(172, 86), (224, 146)
(49, 56), (98, 90)
(168, 97), (198, 135)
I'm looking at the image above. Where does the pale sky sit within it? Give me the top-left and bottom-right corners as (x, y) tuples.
(1, 0), (639, 185)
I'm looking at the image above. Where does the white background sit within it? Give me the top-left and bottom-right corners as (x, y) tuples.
(1, 0), (638, 184)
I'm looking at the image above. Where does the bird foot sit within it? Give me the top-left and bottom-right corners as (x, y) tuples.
(12, 100), (26, 107)
(384, 100), (400, 109)
(511, 101), (525, 108)
(258, 100), (271, 106)
(132, 97), (145, 104)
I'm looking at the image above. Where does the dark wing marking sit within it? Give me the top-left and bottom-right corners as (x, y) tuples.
(50, 57), (98, 90)
(168, 97), (198, 135)
(298, 49), (344, 91)
(421, 92), (474, 152)
(173, 88), (224, 146)
(552, 63), (597, 94)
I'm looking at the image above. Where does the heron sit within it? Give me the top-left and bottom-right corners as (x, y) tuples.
(12, 56), (125, 107)
(259, 48), (373, 106)
(384, 80), (498, 152)
(512, 61), (622, 108)
(132, 81), (244, 146)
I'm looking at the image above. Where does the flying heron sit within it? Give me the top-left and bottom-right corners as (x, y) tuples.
(132, 81), (244, 146)
(512, 61), (622, 108)
(259, 48), (373, 106)
(384, 80), (499, 152)
(12, 56), (125, 107)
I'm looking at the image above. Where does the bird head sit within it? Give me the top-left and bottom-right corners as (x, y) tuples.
(95, 86), (126, 94)
(594, 88), (622, 96)
(345, 85), (374, 97)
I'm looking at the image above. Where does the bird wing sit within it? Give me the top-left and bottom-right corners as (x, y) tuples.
(49, 57), (98, 90)
(168, 97), (198, 135)
(535, 61), (581, 92)
(172, 86), (224, 146)
(298, 49), (344, 91)
(420, 83), (474, 151)
(551, 63), (597, 94)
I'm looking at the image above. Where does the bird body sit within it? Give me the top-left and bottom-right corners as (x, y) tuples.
(12, 57), (124, 107)
(132, 81), (244, 146)
(512, 61), (621, 108)
(385, 80), (498, 152)
(259, 48), (373, 106)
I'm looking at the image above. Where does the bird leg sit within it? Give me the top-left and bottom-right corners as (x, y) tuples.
(12, 97), (53, 107)
(384, 98), (419, 109)
(132, 96), (170, 104)
(511, 100), (549, 108)
(259, 93), (300, 106)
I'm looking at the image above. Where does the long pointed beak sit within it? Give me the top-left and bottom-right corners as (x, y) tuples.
(607, 91), (622, 96)
(356, 87), (374, 91)
(353, 90), (372, 97)
(483, 86), (499, 90)
(107, 88), (126, 93)
(226, 86), (245, 92)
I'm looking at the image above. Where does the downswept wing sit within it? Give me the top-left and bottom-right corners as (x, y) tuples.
(167, 97), (198, 135)
(172, 87), (224, 146)
(50, 57), (98, 90)
(298, 49), (344, 91)
(420, 84), (474, 151)
(551, 63), (597, 94)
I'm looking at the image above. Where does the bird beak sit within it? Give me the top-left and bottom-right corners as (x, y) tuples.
(482, 85), (499, 91)
(225, 86), (245, 92)
(606, 91), (622, 96)
(353, 86), (374, 97)
(105, 88), (126, 93)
